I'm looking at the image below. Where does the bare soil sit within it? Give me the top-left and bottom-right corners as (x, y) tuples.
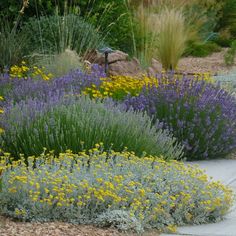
(0, 216), (160, 236)
(178, 49), (236, 75)
(0, 216), (121, 236)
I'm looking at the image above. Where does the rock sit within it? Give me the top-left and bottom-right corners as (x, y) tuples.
(147, 58), (163, 77)
(108, 50), (128, 63)
(84, 50), (143, 76)
(151, 58), (162, 72)
(83, 50), (104, 65)
(83, 50), (128, 65)
(109, 58), (143, 76)
(147, 67), (156, 77)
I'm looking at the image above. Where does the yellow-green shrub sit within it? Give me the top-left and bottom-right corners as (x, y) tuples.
(0, 147), (233, 233)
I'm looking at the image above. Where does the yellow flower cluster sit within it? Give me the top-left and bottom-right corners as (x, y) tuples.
(0, 146), (233, 233)
(83, 73), (214, 100)
(0, 96), (4, 134)
(83, 75), (158, 100)
(158, 71), (214, 85)
(193, 72), (214, 83)
(9, 61), (53, 80)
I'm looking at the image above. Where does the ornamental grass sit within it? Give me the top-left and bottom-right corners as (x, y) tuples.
(0, 147), (233, 233)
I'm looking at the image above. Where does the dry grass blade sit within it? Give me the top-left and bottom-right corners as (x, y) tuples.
(149, 8), (187, 70)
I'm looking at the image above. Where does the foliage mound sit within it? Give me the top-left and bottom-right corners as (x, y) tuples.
(22, 14), (104, 56)
(0, 148), (233, 233)
(185, 42), (221, 58)
(36, 49), (84, 78)
(0, 96), (182, 160)
(124, 74), (236, 160)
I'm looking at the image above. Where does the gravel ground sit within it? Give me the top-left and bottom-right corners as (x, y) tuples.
(0, 216), (160, 236)
(0, 216), (122, 236)
(178, 49), (236, 74)
(0, 50), (235, 236)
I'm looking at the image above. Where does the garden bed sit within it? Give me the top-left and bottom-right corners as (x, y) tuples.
(1, 1), (236, 235)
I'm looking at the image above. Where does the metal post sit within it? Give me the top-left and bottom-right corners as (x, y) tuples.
(98, 47), (114, 75)
(104, 52), (108, 74)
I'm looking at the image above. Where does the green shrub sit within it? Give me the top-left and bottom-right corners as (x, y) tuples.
(0, 0), (135, 55)
(22, 14), (104, 57)
(80, 0), (134, 54)
(224, 40), (236, 66)
(0, 0), (79, 22)
(0, 149), (233, 233)
(214, 28), (234, 47)
(185, 41), (221, 57)
(0, 96), (183, 160)
(217, 0), (236, 38)
(0, 20), (27, 71)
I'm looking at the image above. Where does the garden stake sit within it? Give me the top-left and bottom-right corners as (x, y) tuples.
(99, 47), (114, 75)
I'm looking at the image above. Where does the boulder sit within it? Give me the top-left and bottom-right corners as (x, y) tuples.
(83, 49), (103, 65)
(108, 50), (129, 64)
(109, 58), (143, 76)
(84, 50), (128, 65)
(147, 58), (163, 77)
(84, 49), (164, 76)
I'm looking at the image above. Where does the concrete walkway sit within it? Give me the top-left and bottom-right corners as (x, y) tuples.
(161, 159), (236, 236)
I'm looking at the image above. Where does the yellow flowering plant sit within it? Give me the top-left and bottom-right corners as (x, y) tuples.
(83, 75), (158, 100)
(83, 73), (214, 100)
(0, 145), (233, 233)
(9, 61), (53, 80)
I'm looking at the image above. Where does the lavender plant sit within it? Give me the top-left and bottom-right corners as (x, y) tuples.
(124, 74), (236, 160)
(0, 64), (105, 104)
(0, 96), (183, 160)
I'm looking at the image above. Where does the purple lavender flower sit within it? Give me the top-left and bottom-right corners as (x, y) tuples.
(124, 74), (236, 160)
(0, 65), (105, 104)
(0, 64), (105, 131)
